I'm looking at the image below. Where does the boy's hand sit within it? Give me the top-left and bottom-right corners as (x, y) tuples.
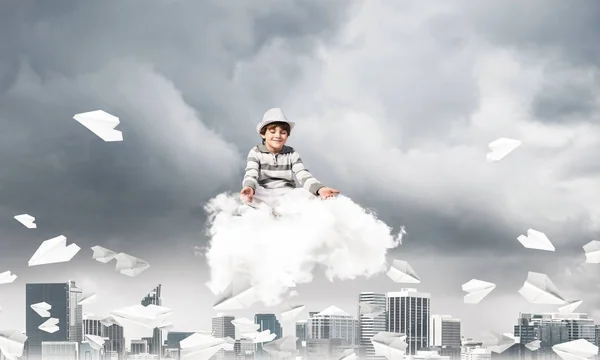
(240, 186), (255, 202)
(317, 187), (340, 200)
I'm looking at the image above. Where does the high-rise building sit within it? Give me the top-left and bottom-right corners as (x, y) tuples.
(386, 288), (430, 355)
(25, 281), (83, 360)
(212, 315), (236, 338)
(141, 284), (163, 359)
(307, 306), (359, 360)
(255, 314), (282, 360)
(296, 320), (308, 359)
(429, 315), (461, 360)
(104, 321), (125, 360)
(358, 292), (387, 360)
(167, 332), (195, 360)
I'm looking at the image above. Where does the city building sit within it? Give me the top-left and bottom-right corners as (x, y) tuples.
(460, 340), (491, 360)
(357, 292), (387, 360)
(306, 305), (360, 359)
(254, 314), (282, 360)
(131, 340), (149, 355)
(234, 338), (255, 360)
(41, 341), (78, 360)
(80, 340), (103, 360)
(166, 332), (195, 360)
(25, 281), (83, 360)
(386, 288), (431, 355)
(213, 315), (236, 360)
(104, 320), (126, 360)
(295, 320), (308, 359)
(141, 285), (163, 359)
(429, 315), (461, 360)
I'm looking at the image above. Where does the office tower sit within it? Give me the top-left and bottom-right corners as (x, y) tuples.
(255, 314), (282, 360)
(141, 284), (163, 359)
(167, 332), (195, 360)
(430, 315), (461, 360)
(295, 320), (308, 359)
(131, 340), (149, 355)
(307, 306), (359, 360)
(83, 315), (105, 337)
(212, 315), (236, 338)
(41, 342), (78, 360)
(104, 321), (125, 360)
(25, 281), (83, 360)
(387, 288), (430, 355)
(234, 338), (255, 360)
(358, 292), (386, 360)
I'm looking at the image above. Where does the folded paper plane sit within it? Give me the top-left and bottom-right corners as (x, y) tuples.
(462, 279), (496, 304)
(553, 339), (598, 360)
(582, 241), (600, 264)
(518, 271), (566, 305)
(114, 252), (150, 277)
(91, 246), (117, 263)
(73, 110), (123, 142)
(0, 271), (17, 285)
(386, 259), (421, 283)
(30, 302), (51, 317)
(38, 318), (59, 333)
(486, 137), (522, 162)
(14, 214), (36, 229)
(517, 229), (555, 252)
(28, 235), (80, 266)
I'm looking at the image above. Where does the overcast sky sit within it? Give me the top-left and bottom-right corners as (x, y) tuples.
(1, 0), (600, 344)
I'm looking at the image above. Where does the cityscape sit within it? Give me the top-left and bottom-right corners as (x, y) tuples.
(3, 281), (597, 360)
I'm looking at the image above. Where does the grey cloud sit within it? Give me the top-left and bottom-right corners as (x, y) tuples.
(464, 0), (600, 67)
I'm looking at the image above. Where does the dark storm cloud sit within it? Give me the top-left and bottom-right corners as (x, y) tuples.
(464, 0), (600, 67)
(0, 0), (357, 250)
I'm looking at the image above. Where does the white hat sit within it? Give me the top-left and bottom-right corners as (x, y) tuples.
(256, 108), (296, 135)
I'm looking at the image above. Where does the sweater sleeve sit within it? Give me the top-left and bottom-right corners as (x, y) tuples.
(291, 151), (324, 195)
(242, 147), (260, 190)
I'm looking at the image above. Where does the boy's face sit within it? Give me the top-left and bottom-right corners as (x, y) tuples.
(262, 125), (289, 151)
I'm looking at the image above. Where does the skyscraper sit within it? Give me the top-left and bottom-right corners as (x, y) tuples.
(296, 320), (308, 358)
(212, 315), (236, 338)
(358, 292), (387, 360)
(386, 288), (430, 355)
(25, 281), (83, 360)
(83, 314), (125, 360)
(141, 284), (163, 359)
(255, 314), (282, 359)
(430, 315), (461, 360)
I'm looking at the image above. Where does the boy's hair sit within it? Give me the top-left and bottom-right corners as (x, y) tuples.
(260, 122), (291, 144)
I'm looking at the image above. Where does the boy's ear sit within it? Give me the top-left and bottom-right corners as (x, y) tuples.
(260, 134), (266, 139)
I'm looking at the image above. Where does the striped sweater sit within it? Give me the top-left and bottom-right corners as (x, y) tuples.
(242, 144), (325, 195)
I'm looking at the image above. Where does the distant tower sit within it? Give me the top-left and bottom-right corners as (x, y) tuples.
(141, 284), (163, 359)
(387, 289), (431, 355)
(358, 292), (387, 360)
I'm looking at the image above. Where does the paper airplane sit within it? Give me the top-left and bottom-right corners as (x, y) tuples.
(180, 333), (234, 360)
(359, 302), (385, 318)
(486, 137), (522, 162)
(518, 271), (566, 305)
(338, 349), (358, 360)
(114, 252), (150, 277)
(30, 302), (51, 317)
(38, 318), (59, 333)
(14, 214), (36, 229)
(558, 300), (582, 314)
(483, 332), (516, 353)
(553, 339), (598, 360)
(78, 293), (97, 306)
(262, 336), (297, 358)
(212, 276), (259, 311)
(281, 305), (305, 322)
(230, 318), (259, 333)
(517, 229), (555, 252)
(0, 271), (17, 285)
(371, 332), (408, 359)
(462, 279), (496, 304)
(525, 340), (541, 351)
(28, 235), (80, 266)
(110, 304), (172, 329)
(84, 334), (105, 350)
(386, 259), (421, 283)
(91, 246), (117, 263)
(0, 330), (27, 360)
(582, 240), (600, 263)
(73, 110), (123, 142)
(241, 330), (277, 344)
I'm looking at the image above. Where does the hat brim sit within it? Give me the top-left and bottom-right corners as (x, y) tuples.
(256, 120), (296, 134)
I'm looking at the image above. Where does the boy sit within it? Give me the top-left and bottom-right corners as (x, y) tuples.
(240, 108), (339, 211)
